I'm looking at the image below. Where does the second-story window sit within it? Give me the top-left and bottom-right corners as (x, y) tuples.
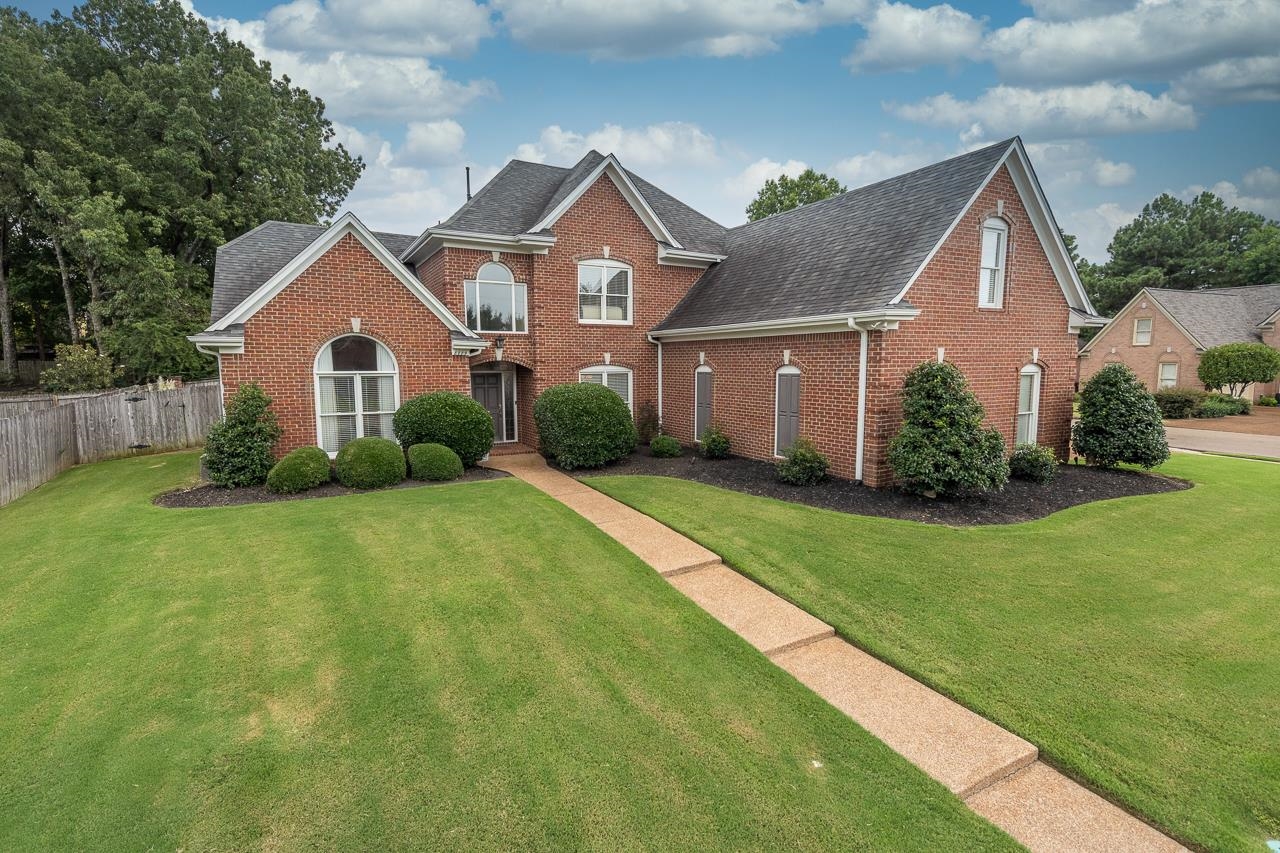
(978, 218), (1008, 309)
(578, 259), (632, 324)
(465, 262), (527, 333)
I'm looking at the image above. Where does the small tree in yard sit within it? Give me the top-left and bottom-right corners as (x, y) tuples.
(1072, 364), (1169, 469)
(888, 361), (1008, 496)
(39, 344), (123, 393)
(1197, 343), (1280, 398)
(203, 383), (281, 487)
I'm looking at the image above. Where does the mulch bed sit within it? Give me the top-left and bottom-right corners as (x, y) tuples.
(579, 448), (1190, 526)
(155, 466), (508, 508)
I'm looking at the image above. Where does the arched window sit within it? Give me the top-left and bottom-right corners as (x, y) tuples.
(775, 365), (801, 456)
(979, 217), (1008, 308)
(465, 261), (527, 333)
(315, 335), (398, 454)
(579, 365), (633, 411)
(694, 365), (713, 441)
(1015, 364), (1041, 445)
(577, 259), (632, 324)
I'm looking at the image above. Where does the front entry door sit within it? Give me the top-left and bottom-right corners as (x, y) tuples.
(471, 373), (504, 441)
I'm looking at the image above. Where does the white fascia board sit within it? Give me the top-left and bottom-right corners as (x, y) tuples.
(650, 307), (919, 342)
(402, 230), (556, 264)
(451, 340), (490, 357)
(187, 333), (244, 355)
(530, 155), (681, 248)
(657, 245), (726, 268)
(209, 212), (477, 341)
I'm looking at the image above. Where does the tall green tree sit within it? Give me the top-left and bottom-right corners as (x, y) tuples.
(746, 169), (846, 221)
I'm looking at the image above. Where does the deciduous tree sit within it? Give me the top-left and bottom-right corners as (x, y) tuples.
(746, 169), (846, 221)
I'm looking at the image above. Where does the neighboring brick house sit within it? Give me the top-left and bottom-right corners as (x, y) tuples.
(191, 137), (1105, 487)
(1078, 285), (1280, 401)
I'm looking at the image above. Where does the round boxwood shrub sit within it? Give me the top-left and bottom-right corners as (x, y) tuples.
(408, 442), (463, 481)
(1192, 398), (1235, 419)
(533, 383), (637, 470)
(334, 437), (406, 489)
(649, 434), (682, 458)
(776, 438), (830, 486)
(393, 391), (494, 466)
(1151, 388), (1205, 420)
(699, 424), (731, 459)
(204, 383), (282, 488)
(266, 446), (332, 494)
(1072, 363), (1169, 469)
(1009, 443), (1058, 484)
(888, 361), (1009, 496)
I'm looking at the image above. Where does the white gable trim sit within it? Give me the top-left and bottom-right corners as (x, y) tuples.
(529, 155), (682, 248)
(1078, 288), (1206, 356)
(209, 213), (480, 344)
(888, 139), (1098, 317)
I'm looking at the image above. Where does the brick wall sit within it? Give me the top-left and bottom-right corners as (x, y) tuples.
(1078, 295), (1201, 393)
(219, 233), (472, 455)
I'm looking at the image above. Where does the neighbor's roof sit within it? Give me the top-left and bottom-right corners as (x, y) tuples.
(1145, 284), (1280, 349)
(438, 152), (729, 255)
(653, 139), (1014, 332)
(209, 221), (416, 324)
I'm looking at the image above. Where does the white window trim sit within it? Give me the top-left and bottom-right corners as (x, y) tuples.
(694, 365), (713, 442)
(1158, 362), (1179, 389)
(774, 365), (801, 458)
(577, 259), (634, 326)
(464, 262), (529, 335)
(978, 217), (1008, 309)
(579, 364), (633, 411)
(1016, 363), (1041, 446)
(1132, 317), (1153, 346)
(314, 334), (401, 457)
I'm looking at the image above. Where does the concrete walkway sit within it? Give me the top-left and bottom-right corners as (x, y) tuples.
(483, 453), (1186, 853)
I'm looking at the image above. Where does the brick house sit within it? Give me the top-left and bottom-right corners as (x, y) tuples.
(1078, 285), (1280, 400)
(190, 137), (1105, 487)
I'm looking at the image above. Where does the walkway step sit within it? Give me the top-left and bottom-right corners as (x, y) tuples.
(668, 564), (835, 657)
(774, 636), (1038, 799)
(968, 761), (1186, 852)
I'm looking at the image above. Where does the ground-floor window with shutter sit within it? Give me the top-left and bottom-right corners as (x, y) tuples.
(1015, 364), (1041, 445)
(315, 335), (399, 455)
(579, 365), (633, 412)
(694, 366), (713, 441)
(775, 365), (800, 456)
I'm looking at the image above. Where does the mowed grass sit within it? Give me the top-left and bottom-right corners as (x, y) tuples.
(588, 454), (1280, 852)
(0, 452), (1017, 852)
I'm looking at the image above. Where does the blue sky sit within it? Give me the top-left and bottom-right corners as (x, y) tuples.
(18, 0), (1280, 260)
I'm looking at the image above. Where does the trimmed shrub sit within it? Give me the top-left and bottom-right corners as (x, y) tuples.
(1205, 392), (1250, 415)
(204, 383), (282, 487)
(888, 361), (1009, 496)
(699, 424), (731, 459)
(39, 343), (123, 393)
(335, 437), (406, 489)
(1193, 399), (1235, 419)
(393, 391), (493, 466)
(266, 446), (332, 494)
(1197, 342), (1280, 397)
(408, 442), (463, 481)
(1152, 388), (1205, 420)
(649, 434), (682, 458)
(1009, 443), (1058, 484)
(776, 438), (829, 486)
(635, 401), (660, 443)
(1259, 396), (1278, 407)
(533, 383), (637, 470)
(1072, 363), (1169, 468)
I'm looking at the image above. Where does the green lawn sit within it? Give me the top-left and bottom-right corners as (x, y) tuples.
(588, 454), (1280, 852)
(0, 453), (1016, 851)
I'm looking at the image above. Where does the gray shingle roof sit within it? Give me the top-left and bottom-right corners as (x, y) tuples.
(653, 139), (1014, 332)
(209, 221), (416, 324)
(1145, 284), (1280, 349)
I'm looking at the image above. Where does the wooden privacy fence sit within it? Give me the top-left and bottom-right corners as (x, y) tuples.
(0, 380), (222, 507)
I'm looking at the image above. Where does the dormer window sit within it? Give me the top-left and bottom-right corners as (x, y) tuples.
(978, 218), (1008, 309)
(578, 260), (632, 324)
(465, 262), (527, 333)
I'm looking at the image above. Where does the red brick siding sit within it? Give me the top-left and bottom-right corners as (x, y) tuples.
(219, 233), (472, 455)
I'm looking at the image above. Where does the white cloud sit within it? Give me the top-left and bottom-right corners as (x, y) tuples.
(263, 0), (492, 57)
(1021, 140), (1135, 190)
(1091, 159), (1135, 187)
(1019, 0), (1135, 22)
(401, 120), (467, 166)
(513, 122), (720, 169)
(721, 157), (809, 211)
(490, 0), (872, 59)
(831, 147), (938, 187)
(890, 82), (1197, 139)
(1171, 55), (1280, 104)
(845, 2), (985, 72)
(1060, 202), (1138, 262)
(984, 0), (1280, 85)
(1180, 169), (1280, 221)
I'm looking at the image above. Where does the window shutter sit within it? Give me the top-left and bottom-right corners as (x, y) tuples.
(776, 373), (800, 454)
(695, 371), (713, 440)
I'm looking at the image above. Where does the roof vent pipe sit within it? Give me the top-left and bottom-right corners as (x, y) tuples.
(465, 166), (472, 201)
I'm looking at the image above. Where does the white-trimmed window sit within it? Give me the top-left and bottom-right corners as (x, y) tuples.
(1015, 364), (1041, 445)
(775, 365), (801, 456)
(694, 365), (713, 441)
(315, 335), (398, 454)
(579, 365), (633, 411)
(578, 259), (632, 324)
(465, 262), (527, 333)
(978, 218), (1008, 308)
(1133, 317), (1153, 346)
(1158, 362), (1178, 389)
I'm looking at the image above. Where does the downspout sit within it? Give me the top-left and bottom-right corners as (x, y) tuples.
(854, 323), (869, 484)
(656, 338), (664, 429)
